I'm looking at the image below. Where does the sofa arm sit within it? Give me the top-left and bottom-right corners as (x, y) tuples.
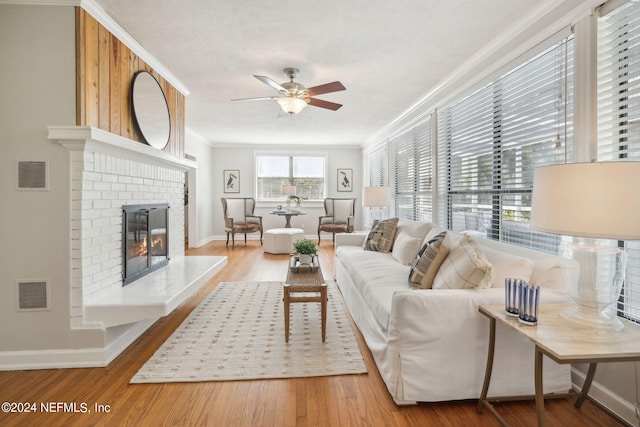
(384, 288), (570, 400)
(335, 231), (368, 248)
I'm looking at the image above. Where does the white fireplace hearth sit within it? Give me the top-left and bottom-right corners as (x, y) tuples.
(49, 126), (226, 328)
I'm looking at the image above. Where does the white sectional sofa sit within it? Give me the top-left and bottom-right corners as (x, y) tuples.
(333, 219), (576, 405)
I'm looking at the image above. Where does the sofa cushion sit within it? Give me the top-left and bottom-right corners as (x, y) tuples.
(408, 231), (449, 289)
(481, 245), (534, 288)
(395, 219), (432, 243)
(392, 231), (422, 265)
(336, 245), (409, 331)
(364, 218), (399, 253)
(433, 235), (494, 289)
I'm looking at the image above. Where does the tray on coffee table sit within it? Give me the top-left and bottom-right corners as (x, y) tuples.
(289, 255), (320, 273)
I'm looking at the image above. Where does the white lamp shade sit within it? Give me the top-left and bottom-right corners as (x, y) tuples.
(362, 186), (391, 207)
(531, 162), (640, 240)
(281, 185), (296, 196)
(277, 97), (307, 114)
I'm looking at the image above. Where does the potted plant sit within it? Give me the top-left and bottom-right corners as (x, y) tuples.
(293, 238), (317, 265)
(289, 195), (303, 208)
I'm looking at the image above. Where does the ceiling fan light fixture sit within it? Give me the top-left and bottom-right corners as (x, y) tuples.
(277, 96), (307, 115)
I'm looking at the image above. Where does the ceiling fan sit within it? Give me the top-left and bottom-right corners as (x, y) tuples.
(232, 68), (346, 115)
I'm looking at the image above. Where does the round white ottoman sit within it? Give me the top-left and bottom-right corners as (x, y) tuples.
(263, 228), (305, 254)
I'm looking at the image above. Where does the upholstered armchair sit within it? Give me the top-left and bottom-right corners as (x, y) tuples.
(317, 198), (356, 243)
(221, 198), (263, 248)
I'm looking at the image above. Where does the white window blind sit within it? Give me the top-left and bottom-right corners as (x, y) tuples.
(255, 154), (326, 201)
(365, 145), (386, 187)
(438, 35), (574, 253)
(364, 145), (388, 225)
(389, 118), (432, 222)
(598, 0), (640, 321)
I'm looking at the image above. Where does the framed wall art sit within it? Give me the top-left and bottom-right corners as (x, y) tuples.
(223, 170), (240, 193)
(337, 168), (352, 192)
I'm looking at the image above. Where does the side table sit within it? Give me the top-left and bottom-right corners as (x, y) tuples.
(477, 303), (640, 426)
(283, 258), (327, 342)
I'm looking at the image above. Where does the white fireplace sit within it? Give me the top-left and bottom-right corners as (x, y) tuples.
(49, 126), (226, 329)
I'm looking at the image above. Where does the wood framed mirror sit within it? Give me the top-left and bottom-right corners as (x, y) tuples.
(131, 71), (171, 150)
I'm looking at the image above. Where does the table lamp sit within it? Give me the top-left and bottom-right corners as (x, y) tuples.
(531, 161), (640, 330)
(363, 186), (391, 224)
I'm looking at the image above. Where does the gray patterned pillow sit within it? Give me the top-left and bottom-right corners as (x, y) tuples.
(408, 231), (449, 289)
(364, 218), (399, 253)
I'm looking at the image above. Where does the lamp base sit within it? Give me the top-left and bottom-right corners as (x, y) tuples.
(560, 304), (624, 331)
(559, 239), (627, 332)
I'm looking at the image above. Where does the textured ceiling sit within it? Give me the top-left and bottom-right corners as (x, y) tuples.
(95, 0), (546, 146)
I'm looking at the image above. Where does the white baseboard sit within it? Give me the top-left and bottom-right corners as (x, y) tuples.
(0, 348), (108, 370)
(103, 319), (156, 365)
(0, 319), (155, 371)
(572, 366), (638, 425)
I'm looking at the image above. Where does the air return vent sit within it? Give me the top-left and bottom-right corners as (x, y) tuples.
(17, 280), (50, 311)
(17, 160), (48, 190)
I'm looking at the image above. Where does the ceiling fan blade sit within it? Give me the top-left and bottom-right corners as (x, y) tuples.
(231, 96), (276, 102)
(307, 81), (346, 96)
(253, 75), (287, 93)
(308, 97), (343, 111)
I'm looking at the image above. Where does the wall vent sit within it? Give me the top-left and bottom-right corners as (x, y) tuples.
(17, 280), (50, 311)
(17, 160), (48, 190)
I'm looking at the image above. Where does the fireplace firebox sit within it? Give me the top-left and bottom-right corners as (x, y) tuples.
(122, 204), (169, 285)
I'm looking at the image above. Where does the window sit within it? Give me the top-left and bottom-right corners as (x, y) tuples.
(438, 34), (574, 253)
(364, 144), (387, 224)
(598, 0), (640, 321)
(365, 144), (386, 188)
(389, 119), (432, 222)
(255, 153), (326, 201)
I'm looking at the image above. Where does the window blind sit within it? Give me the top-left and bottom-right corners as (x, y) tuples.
(598, 0), (640, 321)
(364, 145), (388, 224)
(365, 144), (386, 187)
(389, 118), (432, 222)
(438, 35), (574, 253)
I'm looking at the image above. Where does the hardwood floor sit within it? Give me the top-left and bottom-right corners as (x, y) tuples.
(0, 240), (625, 426)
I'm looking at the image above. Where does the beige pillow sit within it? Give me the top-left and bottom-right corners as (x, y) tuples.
(364, 218), (399, 253)
(408, 231), (449, 289)
(433, 235), (494, 289)
(392, 231), (422, 265)
(481, 246), (534, 288)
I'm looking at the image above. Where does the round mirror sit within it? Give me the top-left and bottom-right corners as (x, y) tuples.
(131, 71), (171, 150)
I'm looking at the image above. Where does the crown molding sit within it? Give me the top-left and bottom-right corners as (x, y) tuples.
(363, 0), (599, 149)
(1, 0), (190, 96)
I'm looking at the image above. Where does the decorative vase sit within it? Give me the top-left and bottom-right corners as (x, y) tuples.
(299, 254), (313, 265)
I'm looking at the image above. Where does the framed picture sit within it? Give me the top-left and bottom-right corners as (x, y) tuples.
(223, 170), (240, 193)
(337, 168), (353, 192)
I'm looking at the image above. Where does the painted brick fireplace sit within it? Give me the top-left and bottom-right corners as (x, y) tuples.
(50, 126), (192, 328)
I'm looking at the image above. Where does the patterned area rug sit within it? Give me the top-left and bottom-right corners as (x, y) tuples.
(130, 281), (367, 383)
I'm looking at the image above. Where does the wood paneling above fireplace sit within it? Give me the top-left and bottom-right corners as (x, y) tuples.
(75, 8), (185, 157)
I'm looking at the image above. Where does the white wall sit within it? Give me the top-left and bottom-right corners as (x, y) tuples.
(184, 143), (362, 242)
(0, 5), (103, 352)
(185, 129), (218, 247)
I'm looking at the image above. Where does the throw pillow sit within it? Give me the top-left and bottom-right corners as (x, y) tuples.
(391, 231), (422, 266)
(408, 231), (449, 289)
(481, 246), (534, 288)
(364, 218), (399, 253)
(433, 235), (494, 289)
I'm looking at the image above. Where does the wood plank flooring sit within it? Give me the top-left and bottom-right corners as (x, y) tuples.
(0, 240), (625, 426)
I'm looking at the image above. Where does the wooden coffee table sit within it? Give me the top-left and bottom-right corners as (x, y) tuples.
(283, 257), (327, 342)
